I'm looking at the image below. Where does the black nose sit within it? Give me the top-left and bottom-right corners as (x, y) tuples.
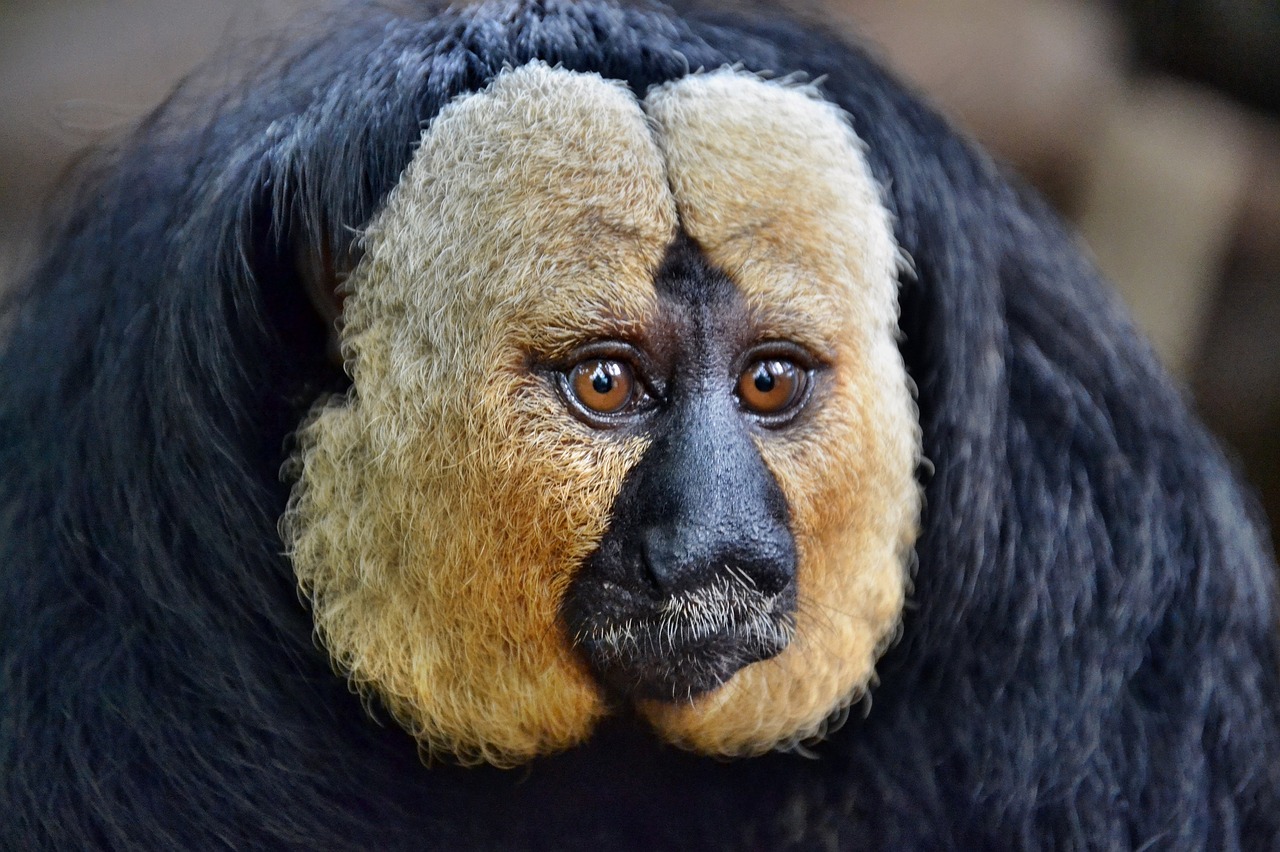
(559, 236), (803, 702)
(640, 516), (795, 597)
(623, 389), (797, 598)
(562, 401), (799, 700)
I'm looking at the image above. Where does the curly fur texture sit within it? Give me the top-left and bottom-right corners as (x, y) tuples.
(284, 63), (919, 761)
(3, 1), (1278, 849)
(636, 70), (919, 754)
(283, 64), (668, 765)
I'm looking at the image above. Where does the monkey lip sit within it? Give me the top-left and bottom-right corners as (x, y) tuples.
(571, 578), (796, 703)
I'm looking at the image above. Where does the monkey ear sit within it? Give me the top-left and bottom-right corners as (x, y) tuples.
(295, 233), (351, 366)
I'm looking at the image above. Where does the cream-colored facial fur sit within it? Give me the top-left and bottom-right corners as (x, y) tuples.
(283, 64), (676, 765)
(282, 63), (920, 764)
(639, 72), (920, 752)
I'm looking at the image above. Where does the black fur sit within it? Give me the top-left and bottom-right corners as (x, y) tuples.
(2, 1), (1278, 848)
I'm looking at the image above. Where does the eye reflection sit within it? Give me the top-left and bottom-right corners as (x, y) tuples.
(569, 359), (635, 415)
(737, 359), (807, 416)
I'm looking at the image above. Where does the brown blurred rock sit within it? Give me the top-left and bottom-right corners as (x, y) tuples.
(826, 0), (1125, 206)
(0, 0), (315, 287)
(1077, 79), (1251, 377)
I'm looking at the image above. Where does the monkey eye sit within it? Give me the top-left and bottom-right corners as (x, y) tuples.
(555, 344), (658, 428)
(569, 359), (636, 415)
(737, 358), (810, 419)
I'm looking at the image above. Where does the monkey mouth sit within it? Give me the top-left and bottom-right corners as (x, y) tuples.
(570, 575), (796, 703)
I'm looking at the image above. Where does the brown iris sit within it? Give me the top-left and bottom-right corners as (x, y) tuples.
(569, 359), (635, 415)
(737, 359), (807, 416)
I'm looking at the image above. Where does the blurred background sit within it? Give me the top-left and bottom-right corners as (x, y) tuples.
(1, 0), (1277, 543)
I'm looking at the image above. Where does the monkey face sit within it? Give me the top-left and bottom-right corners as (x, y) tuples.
(559, 234), (805, 705)
(282, 65), (921, 765)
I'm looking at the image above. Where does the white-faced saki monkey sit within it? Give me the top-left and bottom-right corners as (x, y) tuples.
(2, 1), (1278, 848)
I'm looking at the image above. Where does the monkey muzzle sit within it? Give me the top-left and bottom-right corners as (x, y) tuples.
(565, 485), (801, 704)
(570, 569), (797, 702)
(561, 362), (802, 703)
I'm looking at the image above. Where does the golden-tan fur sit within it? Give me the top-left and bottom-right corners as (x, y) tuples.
(283, 64), (676, 765)
(639, 72), (920, 752)
(282, 64), (920, 764)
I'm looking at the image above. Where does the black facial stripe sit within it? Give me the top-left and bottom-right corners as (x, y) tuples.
(651, 231), (740, 307)
(563, 234), (799, 702)
(633, 399), (796, 595)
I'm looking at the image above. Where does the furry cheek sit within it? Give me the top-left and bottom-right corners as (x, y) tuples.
(284, 327), (653, 767)
(638, 340), (920, 755)
(636, 70), (921, 756)
(281, 63), (674, 767)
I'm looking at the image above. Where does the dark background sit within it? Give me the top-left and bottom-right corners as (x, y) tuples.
(1, 0), (1277, 544)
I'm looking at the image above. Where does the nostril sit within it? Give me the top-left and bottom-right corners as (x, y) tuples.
(640, 527), (679, 594)
(639, 526), (796, 597)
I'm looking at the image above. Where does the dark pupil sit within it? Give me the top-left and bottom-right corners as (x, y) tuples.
(591, 366), (613, 395)
(754, 364), (776, 393)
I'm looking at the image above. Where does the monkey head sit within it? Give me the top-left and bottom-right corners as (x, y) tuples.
(282, 64), (921, 766)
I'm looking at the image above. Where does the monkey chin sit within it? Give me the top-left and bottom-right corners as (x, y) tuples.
(631, 530), (910, 758)
(636, 636), (888, 759)
(570, 574), (798, 704)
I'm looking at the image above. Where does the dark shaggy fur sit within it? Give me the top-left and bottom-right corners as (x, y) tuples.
(2, 1), (1278, 848)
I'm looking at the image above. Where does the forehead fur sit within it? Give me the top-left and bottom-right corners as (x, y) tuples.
(646, 71), (901, 350)
(284, 63), (919, 764)
(354, 61), (675, 373)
